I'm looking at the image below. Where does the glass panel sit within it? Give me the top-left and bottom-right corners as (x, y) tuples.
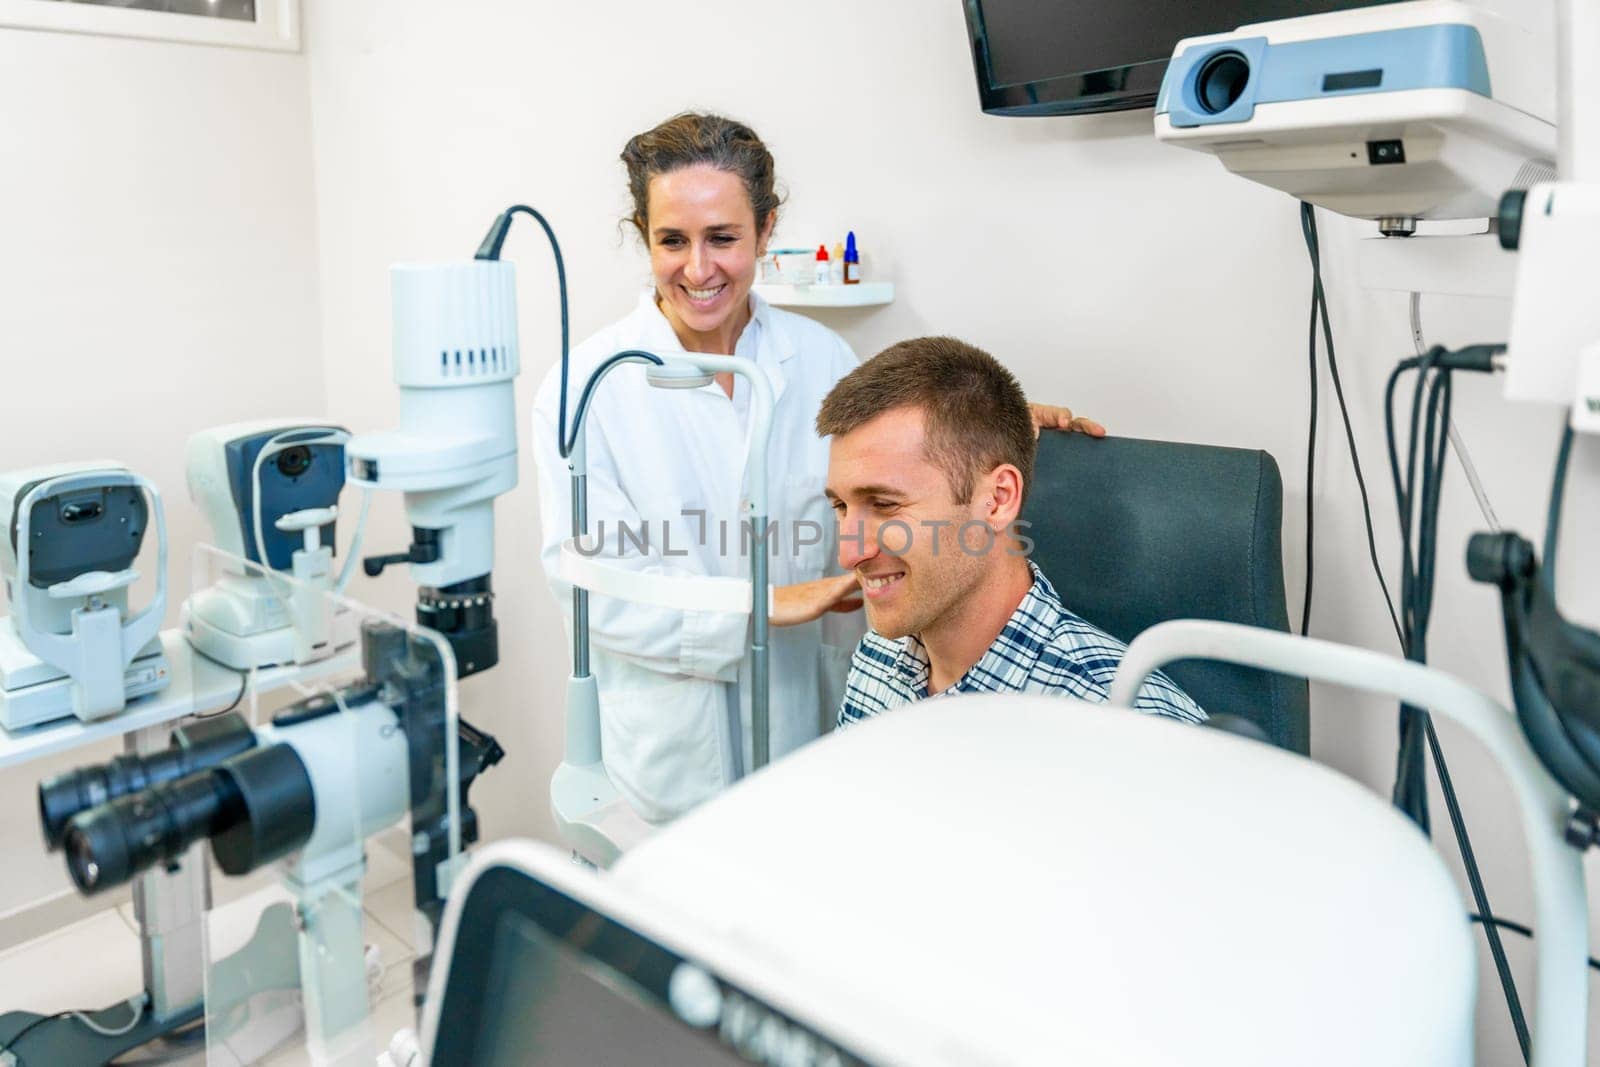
(187, 544), (460, 1065)
(42, 0), (256, 22)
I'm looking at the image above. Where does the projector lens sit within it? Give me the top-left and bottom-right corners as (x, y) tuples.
(1195, 51), (1250, 114)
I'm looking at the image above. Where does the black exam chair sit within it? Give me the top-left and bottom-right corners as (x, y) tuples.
(1021, 433), (1310, 754)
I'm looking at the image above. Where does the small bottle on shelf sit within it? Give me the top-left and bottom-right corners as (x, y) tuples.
(843, 231), (861, 285)
(814, 244), (831, 285)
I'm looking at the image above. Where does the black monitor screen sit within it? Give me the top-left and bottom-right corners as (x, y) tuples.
(430, 866), (869, 1066)
(479, 911), (751, 1065)
(964, 0), (1393, 115)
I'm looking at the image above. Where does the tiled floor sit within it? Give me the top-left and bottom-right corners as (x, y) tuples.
(0, 827), (424, 1065)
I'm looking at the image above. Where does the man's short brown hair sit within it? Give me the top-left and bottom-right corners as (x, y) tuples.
(816, 336), (1035, 504)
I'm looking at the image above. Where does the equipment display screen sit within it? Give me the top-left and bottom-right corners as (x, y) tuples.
(965, 0), (1392, 115)
(430, 866), (868, 1067)
(479, 912), (749, 1065)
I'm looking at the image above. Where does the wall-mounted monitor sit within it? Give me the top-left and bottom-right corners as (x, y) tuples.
(963, 0), (1394, 116)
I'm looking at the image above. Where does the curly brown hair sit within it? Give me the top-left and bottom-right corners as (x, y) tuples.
(620, 112), (783, 241)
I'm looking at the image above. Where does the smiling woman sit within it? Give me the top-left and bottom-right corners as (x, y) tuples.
(530, 113), (1097, 829)
(621, 115), (781, 364)
(531, 112), (867, 826)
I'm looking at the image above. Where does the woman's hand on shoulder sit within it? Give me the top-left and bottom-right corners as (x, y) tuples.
(1028, 402), (1106, 439)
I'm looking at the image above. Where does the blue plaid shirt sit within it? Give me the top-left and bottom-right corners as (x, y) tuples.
(837, 563), (1206, 727)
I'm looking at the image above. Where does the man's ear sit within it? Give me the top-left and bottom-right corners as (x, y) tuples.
(984, 465), (1025, 528)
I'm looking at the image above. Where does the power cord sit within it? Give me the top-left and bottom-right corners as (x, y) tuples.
(1299, 205), (1529, 1062)
(186, 643), (252, 719)
(1385, 343), (1448, 828)
(1410, 293), (1501, 532)
(71, 994), (148, 1038)
(1380, 349), (1528, 1062)
(1470, 912), (1600, 972)
(473, 205), (575, 456)
(472, 205), (667, 462)
(1301, 213), (1319, 636)
(1298, 203), (1403, 643)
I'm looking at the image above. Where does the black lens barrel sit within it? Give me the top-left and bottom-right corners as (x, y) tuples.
(64, 769), (232, 894)
(60, 742), (315, 895)
(210, 744), (316, 876)
(39, 713), (256, 850)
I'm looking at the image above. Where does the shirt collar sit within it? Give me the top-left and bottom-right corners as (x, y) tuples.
(891, 562), (1060, 699)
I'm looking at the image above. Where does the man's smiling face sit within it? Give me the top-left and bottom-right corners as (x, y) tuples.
(825, 406), (990, 639)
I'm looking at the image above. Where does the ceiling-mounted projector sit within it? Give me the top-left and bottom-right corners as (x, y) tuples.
(1154, 1), (1555, 233)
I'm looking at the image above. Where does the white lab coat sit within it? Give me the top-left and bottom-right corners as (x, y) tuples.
(533, 290), (862, 824)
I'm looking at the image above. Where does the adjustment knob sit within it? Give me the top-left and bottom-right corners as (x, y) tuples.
(1498, 189), (1527, 252)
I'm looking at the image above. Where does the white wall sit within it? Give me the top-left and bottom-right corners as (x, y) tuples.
(0, 26), (324, 920)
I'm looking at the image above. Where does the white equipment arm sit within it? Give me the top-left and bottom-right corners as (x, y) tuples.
(1110, 619), (1587, 1067)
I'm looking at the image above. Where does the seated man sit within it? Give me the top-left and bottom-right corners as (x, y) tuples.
(818, 336), (1206, 726)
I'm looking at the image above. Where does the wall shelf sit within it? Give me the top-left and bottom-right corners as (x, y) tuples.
(754, 282), (894, 308)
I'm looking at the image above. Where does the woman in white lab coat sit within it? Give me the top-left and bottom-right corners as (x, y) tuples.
(533, 113), (1097, 824)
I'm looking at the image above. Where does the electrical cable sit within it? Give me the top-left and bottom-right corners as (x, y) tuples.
(186, 643), (252, 719)
(1411, 293), (1500, 531)
(1544, 424), (1575, 587)
(1469, 913), (1600, 971)
(1299, 203), (1404, 646)
(1301, 228), (1320, 636)
(334, 487), (373, 594)
(471, 207), (671, 464)
(473, 205), (574, 457)
(562, 350), (666, 457)
(1302, 208), (1529, 1061)
(71, 994), (147, 1038)
(1387, 346), (1445, 829)
(1380, 345), (1529, 1058)
(1430, 708), (1530, 1061)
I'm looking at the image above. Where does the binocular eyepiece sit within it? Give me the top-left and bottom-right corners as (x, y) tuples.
(38, 713), (317, 895)
(38, 713), (257, 851)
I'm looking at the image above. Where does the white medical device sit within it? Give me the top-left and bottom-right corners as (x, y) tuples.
(552, 351), (777, 868)
(1498, 2), (1600, 429)
(0, 462), (168, 730)
(424, 692), (1490, 1066)
(184, 420), (360, 670)
(346, 259), (519, 678)
(1114, 620), (1588, 1065)
(38, 618), (503, 1064)
(1154, 0), (1556, 233)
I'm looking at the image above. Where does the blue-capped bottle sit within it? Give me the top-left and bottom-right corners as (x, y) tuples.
(843, 231), (861, 285)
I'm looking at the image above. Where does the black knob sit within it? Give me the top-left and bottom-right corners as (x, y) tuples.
(1498, 189), (1527, 252)
(362, 529), (443, 577)
(1467, 531), (1535, 588)
(363, 550), (413, 577)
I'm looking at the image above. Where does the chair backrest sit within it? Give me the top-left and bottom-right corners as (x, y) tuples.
(1021, 433), (1309, 753)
